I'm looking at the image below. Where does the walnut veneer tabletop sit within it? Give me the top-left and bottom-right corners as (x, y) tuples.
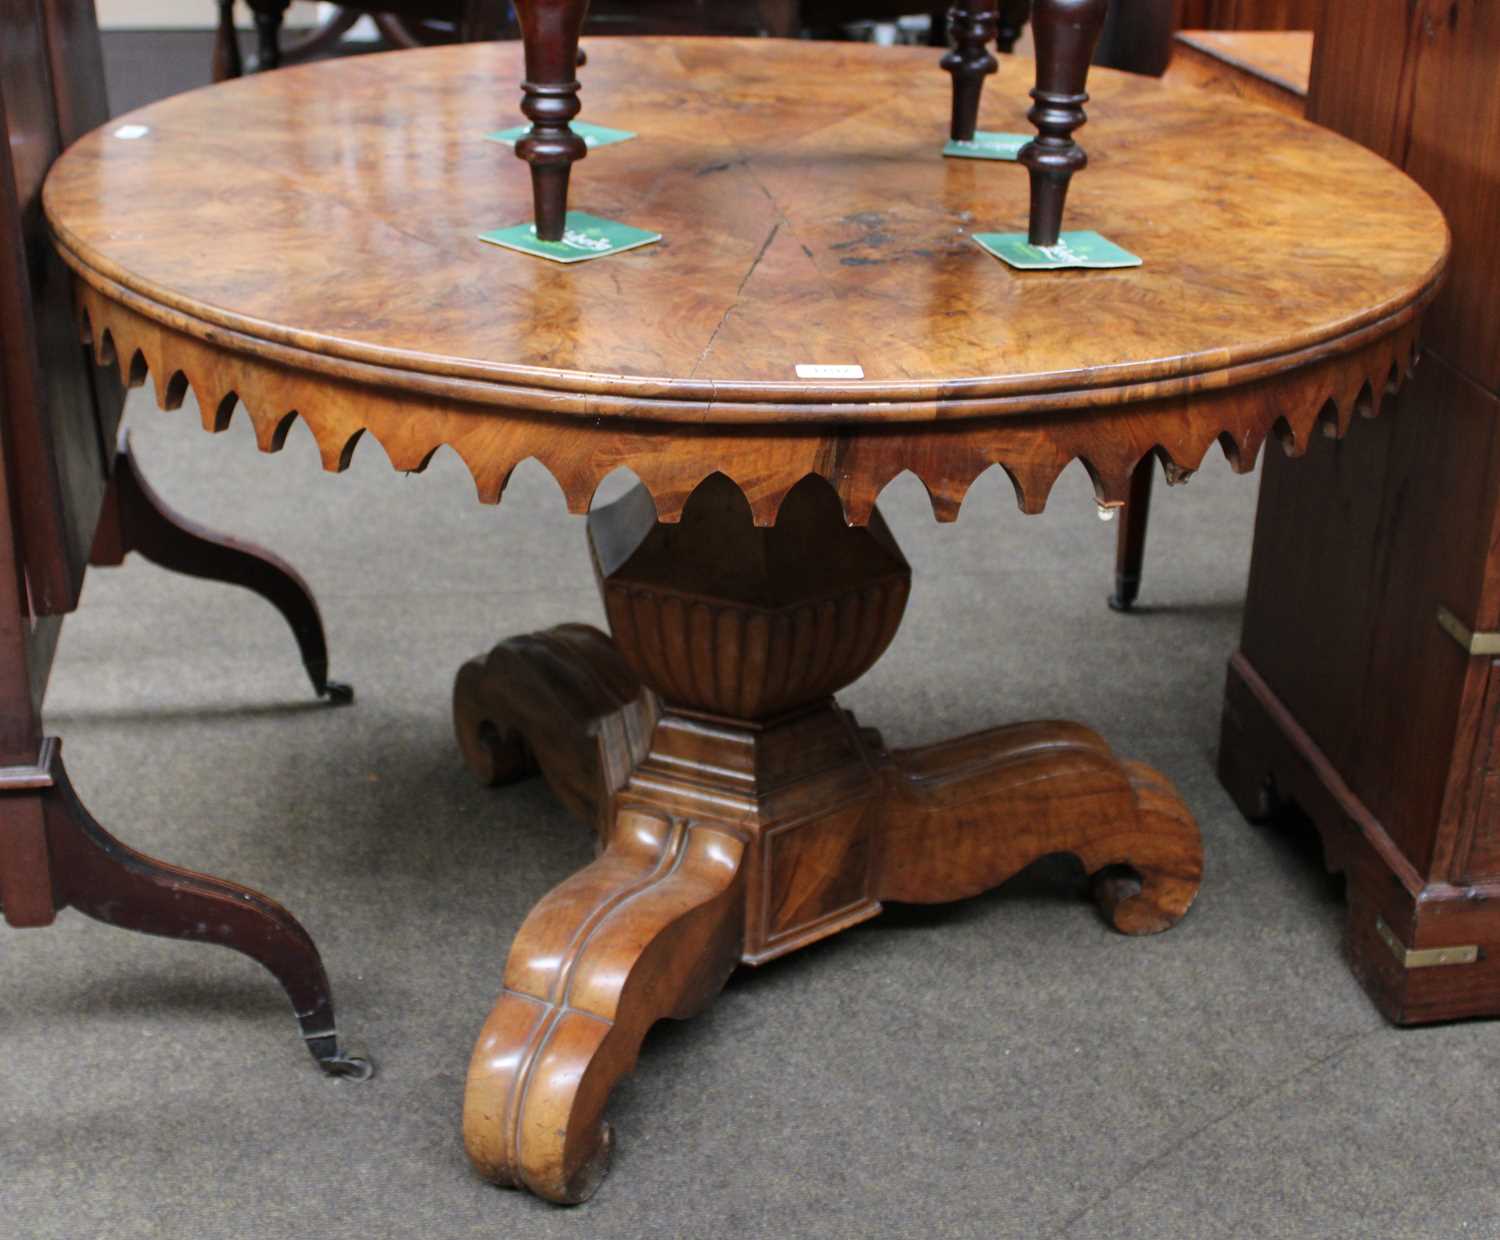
(44, 38), (1449, 523)
(1172, 30), (1314, 100)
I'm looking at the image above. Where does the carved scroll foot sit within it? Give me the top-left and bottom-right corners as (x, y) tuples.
(464, 808), (745, 1203)
(452, 623), (656, 832)
(28, 741), (370, 1077)
(90, 433), (350, 703)
(876, 721), (1202, 935)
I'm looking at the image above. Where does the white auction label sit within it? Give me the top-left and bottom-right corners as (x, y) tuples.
(795, 364), (864, 380)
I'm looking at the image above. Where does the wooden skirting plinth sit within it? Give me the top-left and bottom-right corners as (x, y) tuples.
(1219, 651), (1500, 1026)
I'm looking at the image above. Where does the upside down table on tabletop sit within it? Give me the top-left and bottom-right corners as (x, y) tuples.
(42, 37), (1447, 1204)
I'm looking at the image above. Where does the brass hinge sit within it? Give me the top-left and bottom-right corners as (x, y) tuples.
(0, 737), (56, 791)
(1436, 605), (1500, 656)
(1375, 916), (1479, 969)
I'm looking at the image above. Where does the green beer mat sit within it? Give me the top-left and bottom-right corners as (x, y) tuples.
(942, 131), (1029, 161)
(485, 121), (636, 149)
(478, 211), (662, 264)
(973, 230), (1142, 270)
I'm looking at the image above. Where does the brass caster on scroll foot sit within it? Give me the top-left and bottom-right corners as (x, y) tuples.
(307, 658), (354, 705)
(304, 1030), (375, 1081)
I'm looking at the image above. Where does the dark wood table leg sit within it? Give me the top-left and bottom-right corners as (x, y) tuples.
(212, 0), (243, 81)
(89, 432), (351, 703)
(455, 475), (1202, 1202)
(2, 739), (370, 1077)
(512, 0), (591, 241)
(1109, 455), (1155, 612)
(942, 0), (999, 142)
(996, 0), (1031, 53)
(247, 0), (290, 71)
(1020, 0), (1109, 246)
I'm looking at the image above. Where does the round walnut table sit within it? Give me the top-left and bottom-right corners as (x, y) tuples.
(44, 38), (1448, 1204)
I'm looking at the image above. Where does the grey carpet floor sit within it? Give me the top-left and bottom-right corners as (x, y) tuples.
(4, 30), (1497, 1240)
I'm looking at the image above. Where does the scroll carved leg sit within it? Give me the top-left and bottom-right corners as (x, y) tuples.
(513, 0), (592, 241)
(876, 721), (1202, 934)
(90, 433), (351, 703)
(463, 807), (745, 1203)
(25, 741), (369, 1076)
(942, 0), (1000, 142)
(452, 623), (655, 832)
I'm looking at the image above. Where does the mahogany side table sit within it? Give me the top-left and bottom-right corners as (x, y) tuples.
(1218, 0), (1500, 1026)
(43, 39), (1447, 1203)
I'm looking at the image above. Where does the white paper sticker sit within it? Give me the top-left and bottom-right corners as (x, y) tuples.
(795, 364), (864, 380)
(113, 124), (150, 140)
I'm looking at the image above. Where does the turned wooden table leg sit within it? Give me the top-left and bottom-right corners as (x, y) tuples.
(464, 808), (744, 1202)
(512, 0), (591, 241)
(247, 0), (289, 72)
(943, 0), (1000, 142)
(1020, 0), (1110, 246)
(877, 723), (1200, 934)
(1109, 455), (1155, 612)
(457, 474), (1202, 1202)
(212, 0), (243, 81)
(995, 0), (1031, 53)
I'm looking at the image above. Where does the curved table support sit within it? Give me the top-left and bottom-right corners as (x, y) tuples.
(464, 810), (745, 1203)
(89, 432), (351, 703)
(457, 478), (1202, 1201)
(878, 722), (1200, 934)
(6, 740), (370, 1077)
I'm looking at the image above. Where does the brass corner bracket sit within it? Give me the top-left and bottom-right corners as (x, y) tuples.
(0, 736), (57, 791)
(1436, 605), (1500, 656)
(1375, 916), (1479, 969)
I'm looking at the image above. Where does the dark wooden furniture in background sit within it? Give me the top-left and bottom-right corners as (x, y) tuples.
(1218, 0), (1500, 1025)
(1175, 0), (1318, 29)
(45, 38), (1445, 1202)
(3, 0), (364, 1077)
(1107, 24), (1311, 610)
(510, 0), (1109, 243)
(1164, 27), (1311, 112)
(214, 0), (953, 81)
(214, 0), (500, 78)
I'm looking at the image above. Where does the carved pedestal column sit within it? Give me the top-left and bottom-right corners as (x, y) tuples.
(455, 475), (1202, 1203)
